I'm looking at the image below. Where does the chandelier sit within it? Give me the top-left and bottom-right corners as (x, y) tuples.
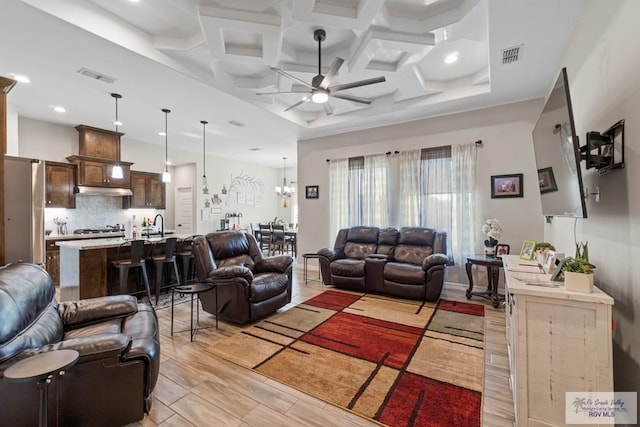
(275, 157), (294, 207)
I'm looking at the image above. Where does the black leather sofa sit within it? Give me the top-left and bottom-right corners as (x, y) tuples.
(318, 226), (449, 301)
(192, 231), (293, 324)
(0, 262), (160, 427)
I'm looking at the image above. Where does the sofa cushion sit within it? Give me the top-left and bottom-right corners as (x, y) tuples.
(331, 259), (366, 277)
(393, 245), (433, 265)
(384, 262), (425, 285)
(251, 273), (289, 303)
(343, 242), (378, 259)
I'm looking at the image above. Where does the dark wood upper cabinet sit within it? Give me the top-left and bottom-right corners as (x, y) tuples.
(123, 171), (165, 209)
(45, 161), (75, 208)
(67, 156), (132, 189)
(75, 125), (123, 161)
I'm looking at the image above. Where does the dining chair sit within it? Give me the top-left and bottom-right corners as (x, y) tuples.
(258, 223), (272, 255)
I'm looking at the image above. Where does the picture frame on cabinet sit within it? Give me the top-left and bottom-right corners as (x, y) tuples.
(520, 240), (536, 260)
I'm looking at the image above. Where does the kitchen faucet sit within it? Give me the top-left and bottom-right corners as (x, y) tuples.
(153, 214), (164, 238)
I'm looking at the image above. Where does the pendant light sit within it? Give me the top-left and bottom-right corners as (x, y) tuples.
(110, 93), (124, 179)
(201, 120), (209, 194)
(275, 157), (294, 207)
(161, 108), (171, 183)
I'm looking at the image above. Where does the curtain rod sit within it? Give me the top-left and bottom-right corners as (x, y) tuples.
(325, 150), (399, 163)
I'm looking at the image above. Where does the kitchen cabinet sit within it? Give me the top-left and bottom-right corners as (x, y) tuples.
(67, 156), (132, 189)
(45, 161), (75, 208)
(75, 125), (122, 161)
(124, 171), (165, 209)
(45, 240), (60, 284)
(502, 255), (614, 426)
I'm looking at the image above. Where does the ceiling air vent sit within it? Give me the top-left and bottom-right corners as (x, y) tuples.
(501, 45), (523, 64)
(77, 67), (117, 84)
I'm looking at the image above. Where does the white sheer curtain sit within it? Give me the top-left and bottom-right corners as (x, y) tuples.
(329, 158), (349, 241)
(451, 142), (476, 265)
(362, 154), (390, 227)
(420, 146), (453, 260)
(399, 149), (421, 225)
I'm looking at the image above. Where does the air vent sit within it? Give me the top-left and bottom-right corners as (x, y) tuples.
(77, 67), (117, 84)
(228, 120), (246, 127)
(501, 45), (523, 64)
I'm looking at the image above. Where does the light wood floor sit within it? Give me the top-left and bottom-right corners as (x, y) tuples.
(128, 263), (515, 427)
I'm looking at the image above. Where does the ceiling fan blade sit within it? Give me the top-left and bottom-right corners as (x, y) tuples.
(330, 93), (373, 105)
(319, 57), (344, 89)
(256, 89), (310, 95)
(329, 76), (386, 92)
(270, 67), (314, 89)
(284, 97), (311, 112)
(323, 102), (334, 116)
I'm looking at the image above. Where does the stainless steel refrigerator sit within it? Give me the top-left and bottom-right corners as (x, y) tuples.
(4, 156), (45, 265)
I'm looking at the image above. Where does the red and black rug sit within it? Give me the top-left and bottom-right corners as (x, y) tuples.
(209, 290), (485, 426)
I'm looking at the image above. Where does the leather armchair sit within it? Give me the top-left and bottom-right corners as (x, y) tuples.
(192, 231), (293, 324)
(0, 262), (160, 427)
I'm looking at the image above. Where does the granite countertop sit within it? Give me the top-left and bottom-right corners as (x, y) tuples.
(46, 232), (125, 241)
(56, 233), (193, 250)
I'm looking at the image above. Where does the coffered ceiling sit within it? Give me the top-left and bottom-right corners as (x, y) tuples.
(1, 0), (585, 167)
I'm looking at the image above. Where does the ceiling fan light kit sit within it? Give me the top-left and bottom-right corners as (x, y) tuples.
(262, 28), (386, 113)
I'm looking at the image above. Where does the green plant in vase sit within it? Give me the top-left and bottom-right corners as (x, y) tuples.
(563, 242), (595, 293)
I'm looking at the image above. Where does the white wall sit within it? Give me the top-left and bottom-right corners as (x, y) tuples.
(546, 0), (640, 393)
(16, 117), (283, 234)
(297, 100), (545, 280)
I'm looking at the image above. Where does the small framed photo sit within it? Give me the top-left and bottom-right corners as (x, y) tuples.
(496, 244), (510, 258)
(305, 185), (319, 199)
(519, 240), (536, 260)
(538, 167), (558, 194)
(491, 173), (524, 198)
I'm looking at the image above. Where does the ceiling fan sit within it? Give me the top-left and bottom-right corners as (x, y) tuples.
(258, 29), (386, 115)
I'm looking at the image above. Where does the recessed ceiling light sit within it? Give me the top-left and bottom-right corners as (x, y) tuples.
(50, 105), (66, 113)
(158, 131), (166, 136)
(113, 120), (123, 126)
(444, 52), (459, 64)
(10, 74), (30, 83)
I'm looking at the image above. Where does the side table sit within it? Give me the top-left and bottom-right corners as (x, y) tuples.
(301, 253), (322, 285)
(4, 349), (79, 427)
(171, 282), (216, 341)
(465, 254), (505, 308)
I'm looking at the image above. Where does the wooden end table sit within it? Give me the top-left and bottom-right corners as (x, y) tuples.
(465, 254), (505, 308)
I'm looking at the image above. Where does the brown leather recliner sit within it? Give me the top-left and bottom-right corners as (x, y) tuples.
(192, 231), (293, 324)
(0, 262), (160, 427)
(318, 226), (448, 301)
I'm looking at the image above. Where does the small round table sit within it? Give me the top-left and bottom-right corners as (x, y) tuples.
(4, 349), (79, 427)
(465, 254), (505, 308)
(171, 281), (216, 341)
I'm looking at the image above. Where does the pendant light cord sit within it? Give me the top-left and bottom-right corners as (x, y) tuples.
(201, 120), (208, 177)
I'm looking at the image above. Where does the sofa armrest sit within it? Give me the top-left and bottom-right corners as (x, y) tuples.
(58, 295), (138, 329)
(422, 253), (449, 270)
(210, 265), (254, 282)
(318, 248), (341, 262)
(36, 334), (132, 363)
(255, 255), (293, 274)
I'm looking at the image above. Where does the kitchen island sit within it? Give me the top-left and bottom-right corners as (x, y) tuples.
(57, 234), (190, 301)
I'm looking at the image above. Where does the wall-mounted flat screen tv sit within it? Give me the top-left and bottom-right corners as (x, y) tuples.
(532, 67), (587, 218)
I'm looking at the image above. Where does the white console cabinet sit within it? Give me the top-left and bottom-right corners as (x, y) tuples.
(502, 255), (614, 426)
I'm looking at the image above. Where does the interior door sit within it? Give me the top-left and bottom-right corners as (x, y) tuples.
(175, 187), (193, 235)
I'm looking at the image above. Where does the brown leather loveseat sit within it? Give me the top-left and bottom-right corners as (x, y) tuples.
(0, 262), (160, 427)
(192, 231), (293, 324)
(318, 226), (448, 301)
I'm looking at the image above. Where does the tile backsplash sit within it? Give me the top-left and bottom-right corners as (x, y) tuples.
(45, 195), (162, 235)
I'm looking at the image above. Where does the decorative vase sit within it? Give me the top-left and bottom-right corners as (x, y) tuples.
(484, 245), (496, 256)
(564, 271), (594, 293)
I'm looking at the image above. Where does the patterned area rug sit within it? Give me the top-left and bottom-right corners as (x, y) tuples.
(210, 290), (485, 426)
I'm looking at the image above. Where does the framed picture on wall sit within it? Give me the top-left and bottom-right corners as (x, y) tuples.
(305, 185), (319, 199)
(538, 167), (558, 194)
(491, 173), (524, 198)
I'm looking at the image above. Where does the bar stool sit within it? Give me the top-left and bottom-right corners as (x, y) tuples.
(110, 239), (152, 303)
(148, 237), (181, 305)
(175, 235), (198, 284)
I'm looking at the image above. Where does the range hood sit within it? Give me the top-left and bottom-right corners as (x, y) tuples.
(75, 186), (133, 196)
